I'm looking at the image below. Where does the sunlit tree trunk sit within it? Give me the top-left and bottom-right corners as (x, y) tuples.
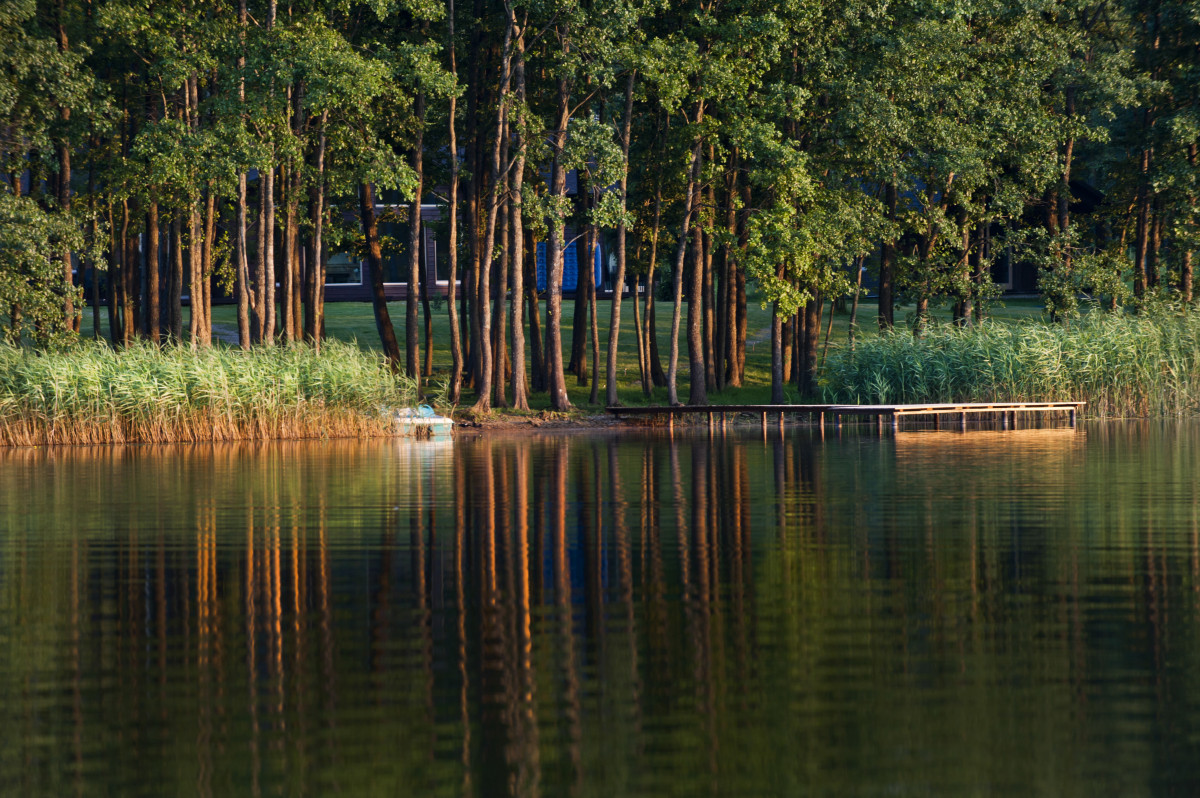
(508, 8), (529, 410)
(446, 0), (464, 401)
(545, 57), (572, 411)
(408, 88), (426, 380)
(605, 71), (635, 407)
(667, 139), (702, 406)
(471, 12), (515, 413)
(359, 183), (403, 370)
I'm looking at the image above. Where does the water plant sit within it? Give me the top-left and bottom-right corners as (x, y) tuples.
(0, 341), (426, 445)
(821, 308), (1200, 418)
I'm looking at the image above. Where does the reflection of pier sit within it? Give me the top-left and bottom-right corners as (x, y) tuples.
(608, 401), (1085, 433)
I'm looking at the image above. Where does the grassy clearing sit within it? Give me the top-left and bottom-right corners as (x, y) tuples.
(822, 308), (1200, 418)
(0, 341), (420, 445)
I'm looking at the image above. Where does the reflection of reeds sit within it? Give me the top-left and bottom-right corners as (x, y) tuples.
(0, 341), (421, 446)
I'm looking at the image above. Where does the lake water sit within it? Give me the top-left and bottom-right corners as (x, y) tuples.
(2, 422), (1199, 796)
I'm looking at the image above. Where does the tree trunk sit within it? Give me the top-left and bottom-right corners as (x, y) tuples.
(188, 197), (203, 347)
(1058, 87), (1075, 276)
(525, 228), (544, 393)
(1147, 198), (1162, 290)
(605, 71), (635, 406)
(643, 182), (665, 392)
(879, 181), (897, 329)
(1184, 143), (1197, 303)
(290, 86), (304, 340)
(464, 0), (485, 390)
(169, 214), (183, 341)
(407, 89), (426, 379)
(492, 182), (509, 408)
(848, 254), (863, 350)
(508, 11), (529, 410)
(770, 296), (784, 404)
(56, 2), (76, 333)
(263, 166), (276, 343)
(122, 200), (137, 346)
(718, 154), (737, 389)
(588, 223), (600, 405)
(701, 175), (716, 392)
(632, 273), (646, 395)
(108, 203), (121, 345)
(735, 178), (750, 383)
(667, 139), (703, 406)
(359, 183), (403, 370)
(146, 203), (160, 343)
(304, 110), (328, 348)
(1133, 114), (1152, 300)
(799, 293), (820, 397)
(236, 0), (251, 348)
(281, 161), (295, 342)
(782, 316), (792, 384)
(545, 62), (572, 410)
(686, 117), (708, 405)
(201, 185), (216, 346)
(446, 0), (464, 401)
(470, 12), (515, 413)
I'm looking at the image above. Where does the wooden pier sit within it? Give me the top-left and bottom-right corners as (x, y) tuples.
(827, 401), (1084, 431)
(606, 401), (1084, 433)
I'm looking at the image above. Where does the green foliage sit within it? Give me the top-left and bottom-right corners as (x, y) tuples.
(0, 192), (92, 347)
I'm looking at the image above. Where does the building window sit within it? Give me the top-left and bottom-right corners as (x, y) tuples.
(326, 252), (361, 285)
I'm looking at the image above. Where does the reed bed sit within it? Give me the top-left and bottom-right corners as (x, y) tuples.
(0, 341), (425, 446)
(821, 309), (1200, 418)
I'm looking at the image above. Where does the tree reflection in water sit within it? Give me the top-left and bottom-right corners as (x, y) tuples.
(1, 425), (1200, 795)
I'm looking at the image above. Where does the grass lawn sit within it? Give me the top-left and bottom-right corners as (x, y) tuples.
(77, 293), (1053, 412)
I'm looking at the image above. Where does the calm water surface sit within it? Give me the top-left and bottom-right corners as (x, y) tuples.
(2, 423), (1199, 796)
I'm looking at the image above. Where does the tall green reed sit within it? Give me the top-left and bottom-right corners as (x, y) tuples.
(0, 341), (428, 445)
(821, 308), (1200, 418)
